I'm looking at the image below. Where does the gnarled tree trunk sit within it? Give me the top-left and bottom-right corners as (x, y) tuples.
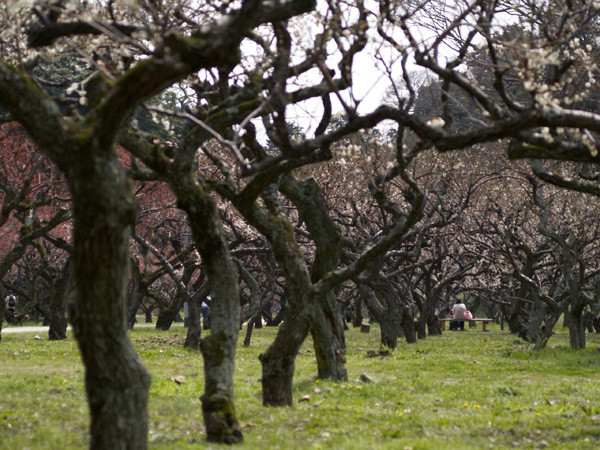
(358, 281), (403, 350)
(48, 260), (72, 341)
(155, 295), (185, 331)
(184, 297), (202, 349)
(174, 174), (243, 443)
(567, 303), (586, 350)
(259, 299), (311, 406)
(311, 291), (347, 380)
(68, 147), (151, 450)
(126, 263), (149, 329)
(281, 176), (347, 381)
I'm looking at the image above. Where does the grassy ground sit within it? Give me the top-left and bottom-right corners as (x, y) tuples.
(1, 321), (600, 449)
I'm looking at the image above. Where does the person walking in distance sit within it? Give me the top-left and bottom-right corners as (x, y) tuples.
(5, 291), (16, 319)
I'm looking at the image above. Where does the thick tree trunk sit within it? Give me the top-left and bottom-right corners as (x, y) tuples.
(507, 261), (537, 335)
(48, 261), (72, 341)
(518, 295), (561, 349)
(156, 282), (191, 331)
(568, 307), (586, 350)
(236, 189), (318, 405)
(280, 176), (347, 381)
(379, 313), (402, 350)
(503, 300), (527, 335)
(175, 175), (242, 443)
(416, 321), (427, 340)
(311, 293), (348, 381)
(259, 302), (310, 406)
(358, 282), (397, 348)
(416, 294), (439, 338)
(352, 297), (364, 328)
(401, 308), (417, 344)
(155, 297), (183, 331)
(184, 297), (202, 349)
(426, 316), (442, 336)
(68, 151), (151, 450)
(126, 274), (146, 329)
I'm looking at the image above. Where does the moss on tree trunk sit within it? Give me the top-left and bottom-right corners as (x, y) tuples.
(200, 331), (243, 443)
(175, 177), (243, 443)
(68, 148), (151, 449)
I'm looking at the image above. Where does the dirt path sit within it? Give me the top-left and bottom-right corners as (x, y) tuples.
(1, 326), (66, 334)
(2, 323), (175, 334)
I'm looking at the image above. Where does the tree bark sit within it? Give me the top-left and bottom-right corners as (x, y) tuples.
(48, 260), (72, 340)
(426, 310), (443, 336)
(155, 295), (184, 331)
(379, 313), (402, 350)
(259, 301), (310, 406)
(184, 297), (202, 349)
(280, 176), (347, 381)
(352, 297), (364, 328)
(568, 306), (586, 350)
(174, 175), (243, 443)
(310, 292), (347, 380)
(68, 147), (151, 450)
(358, 277), (413, 349)
(126, 265), (147, 329)
(401, 308), (417, 344)
(232, 180), (322, 405)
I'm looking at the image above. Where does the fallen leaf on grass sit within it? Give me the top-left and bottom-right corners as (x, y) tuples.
(360, 374), (373, 383)
(299, 395), (311, 402)
(168, 375), (186, 384)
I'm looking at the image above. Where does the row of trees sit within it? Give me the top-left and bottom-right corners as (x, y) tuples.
(3, 0), (600, 448)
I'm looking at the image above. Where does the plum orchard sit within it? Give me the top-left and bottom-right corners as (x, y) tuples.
(2, 1), (600, 448)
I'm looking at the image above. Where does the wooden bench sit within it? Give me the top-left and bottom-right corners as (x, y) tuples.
(439, 318), (493, 331)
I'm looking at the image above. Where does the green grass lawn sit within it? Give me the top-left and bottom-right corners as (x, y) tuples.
(2, 321), (600, 449)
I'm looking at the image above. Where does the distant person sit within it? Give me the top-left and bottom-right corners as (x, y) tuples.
(5, 291), (16, 316)
(201, 300), (210, 317)
(451, 300), (467, 331)
(201, 298), (211, 330)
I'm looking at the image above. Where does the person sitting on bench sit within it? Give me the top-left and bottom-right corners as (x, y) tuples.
(451, 300), (467, 331)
